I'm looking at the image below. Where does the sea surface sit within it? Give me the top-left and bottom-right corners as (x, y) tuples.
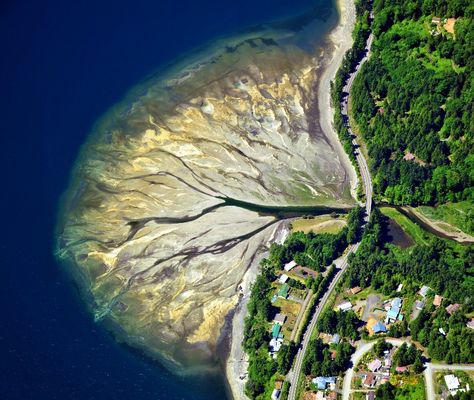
(0, 0), (334, 399)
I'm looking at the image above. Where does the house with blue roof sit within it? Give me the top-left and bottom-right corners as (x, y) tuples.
(312, 376), (336, 390)
(373, 322), (387, 334)
(386, 298), (403, 323)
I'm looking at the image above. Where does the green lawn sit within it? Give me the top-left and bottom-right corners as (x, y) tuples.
(395, 383), (426, 400)
(416, 201), (474, 236)
(380, 207), (432, 245)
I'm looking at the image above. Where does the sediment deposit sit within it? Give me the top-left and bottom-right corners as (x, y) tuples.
(57, 23), (356, 372)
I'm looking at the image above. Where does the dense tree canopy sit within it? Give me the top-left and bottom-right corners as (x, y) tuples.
(351, 0), (474, 205)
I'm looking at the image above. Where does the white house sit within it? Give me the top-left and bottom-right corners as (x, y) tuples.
(284, 260), (297, 271)
(444, 374), (460, 395)
(278, 274), (289, 284)
(337, 301), (352, 312)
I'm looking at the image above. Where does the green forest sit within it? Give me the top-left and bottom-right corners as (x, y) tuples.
(351, 0), (474, 206)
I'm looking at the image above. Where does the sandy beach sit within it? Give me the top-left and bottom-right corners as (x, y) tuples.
(225, 0), (357, 398)
(318, 0), (359, 199)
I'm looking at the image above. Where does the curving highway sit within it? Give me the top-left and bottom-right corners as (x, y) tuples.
(287, 32), (374, 400)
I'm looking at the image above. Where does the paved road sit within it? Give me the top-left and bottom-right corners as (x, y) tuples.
(287, 30), (375, 400)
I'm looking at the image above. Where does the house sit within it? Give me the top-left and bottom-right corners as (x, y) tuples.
(415, 300), (425, 310)
(368, 359), (382, 372)
(444, 374), (460, 394)
(386, 298), (402, 323)
(278, 283), (290, 299)
(446, 303), (461, 315)
(272, 324), (283, 339)
(467, 318), (474, 330)
(330, 349), (338, 360)
(439, 327), (446, 336)
(403, 152), (415, 161)
(385, 358), (392, 368)
(396, 366), (408, 373)
(270, 337), (283, 353)
(275, 380), (283, 390)
(419, 285), (431, 298)
(392, 297), (402, 309)
(432, 16), (442, 24)
(350, 286), (362, 295)
(273, 313), (287, 325)
(373, 322), (387, 334)
(331, 334), (341, 344)
(396, 283), (403, 292)
(363, 373), (376, 388)
(284, 260), (297, 271)
(337, 300), (352, 312)
(312, 377), (336, 390)
(366, 392), (375, 400)
(278, 274), (289, 284)
(271, 389), (281, 400)
(433, 295), (443, 307)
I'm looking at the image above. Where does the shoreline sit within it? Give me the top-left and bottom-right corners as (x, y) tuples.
(224, 0), (358, 398)
(318, 0), (358, 200)
(225, 221), (290, 400)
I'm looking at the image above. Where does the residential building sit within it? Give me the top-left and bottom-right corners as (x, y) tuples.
(368, 359), (382, 372)
(336, 300), (352, 312)
(350, 286), (362, 295)
(433, 295), (443, 307)
(331, 334), (340, 344)
(467, 318), (474, 330)
(278, 274), (289, 284)
(363, 373), (376, 388)
(444, 374), (460, 395)
(439, 328), (446, 336)
(373, 322), (387, 334)
(396, 366), (408, 373)
(273, 313), (286, 325)
(396, 283), (403, 292)
(312, 377), (336, 390)
(419, 285), (431, 298)
(269, 338), (283, 353)
(284, 260), (297, 271)
(446, 303), (461, 315)
(271, 389), (281, 400)
(432, 16), (442, 24)
(415, 300), (425, 310)
(272, 324), (282, 339)
(366, 392), (375, 400)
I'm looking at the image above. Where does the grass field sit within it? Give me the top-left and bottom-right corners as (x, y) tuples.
(380, 207), (432, 245)
(416, 201), (474, 236)
(291, 215), (347, 235)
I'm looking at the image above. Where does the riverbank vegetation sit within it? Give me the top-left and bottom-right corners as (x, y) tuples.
(351, 0), (473, 208)
(416, 201), (474, 236)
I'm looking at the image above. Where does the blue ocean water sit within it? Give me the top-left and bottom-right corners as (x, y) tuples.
(0, 0), (333, 398)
